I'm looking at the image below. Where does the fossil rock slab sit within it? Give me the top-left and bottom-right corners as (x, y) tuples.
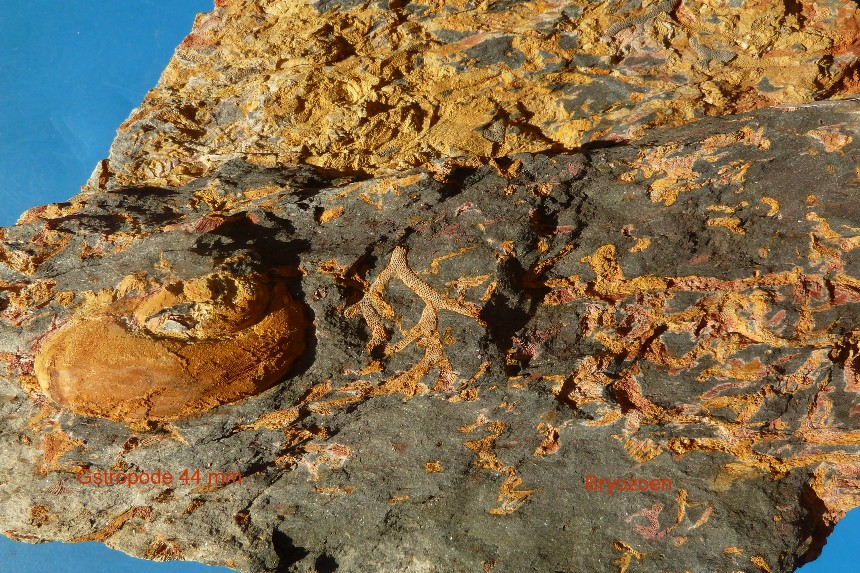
(1, 98), (860, 572)
(4, 0), (860, 572)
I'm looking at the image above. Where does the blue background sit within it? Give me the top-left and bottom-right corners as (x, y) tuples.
(0, 1), (233, 571)
(0, 1), (856, 571)
(0, 0), (211, 226)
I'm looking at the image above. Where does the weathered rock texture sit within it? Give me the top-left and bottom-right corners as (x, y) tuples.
(2, 1), (860, 573)
(83, 0), (860, 190)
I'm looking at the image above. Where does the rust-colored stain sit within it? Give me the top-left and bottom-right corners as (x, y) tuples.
(41, 431), (83, 473)
(461, 417), (536, 514)
(612, 540), (646, 573)
(28, 505), (52, 527)
(533, 422), (560, 457)
(424, 460), (443, 473)
(144, 536), (184, 562)
(71, 506), (153, 543)
(487, 467), (536, 515)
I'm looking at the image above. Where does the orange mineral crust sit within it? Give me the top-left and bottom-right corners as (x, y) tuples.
(82, 0), (860, 193)
(33, 273), (306, 423)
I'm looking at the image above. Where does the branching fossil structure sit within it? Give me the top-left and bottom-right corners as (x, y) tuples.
(345, 246), (486, 397)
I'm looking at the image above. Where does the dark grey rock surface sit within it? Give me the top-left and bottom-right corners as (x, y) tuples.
(1, 99), (859, 572)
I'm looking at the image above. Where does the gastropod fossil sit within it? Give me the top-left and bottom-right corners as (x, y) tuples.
(33, 271), (306, 424)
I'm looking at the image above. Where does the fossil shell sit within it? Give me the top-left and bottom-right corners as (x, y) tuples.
(33, 272), (306, 423)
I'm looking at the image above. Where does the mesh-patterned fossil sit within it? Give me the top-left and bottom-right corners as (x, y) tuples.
(345, 246), (486, 396)
(33, 271), (306, 424)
